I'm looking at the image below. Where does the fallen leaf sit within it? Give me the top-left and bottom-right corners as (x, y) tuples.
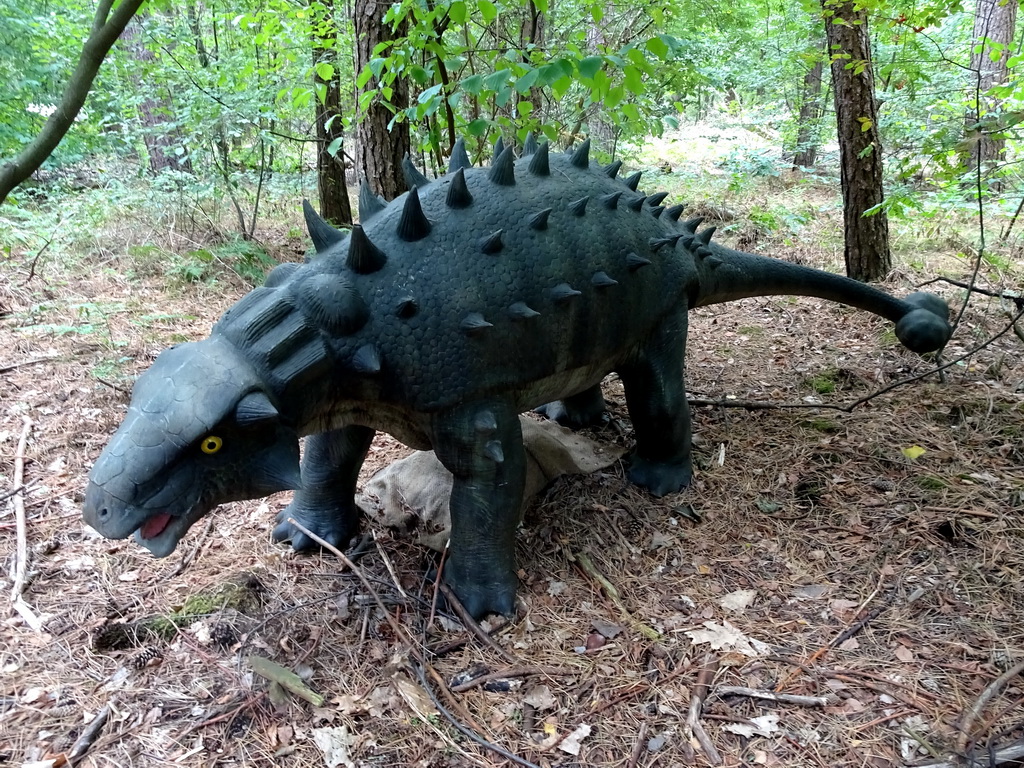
(390, 674), (437, 720)
(523, 684), (557, 711)
(901, 445), (926, 460)
(559, 723), (592, 755)
(838, 637), (860, 651)
(723, 713), (781, 738)
(895, 645), (915, 662)
(719, 589), (757, 612)
(591, 618), (623, 639)
(684, 621), (771, 657)
(547, 580), (568, 596)
(312, 725), (357, 768)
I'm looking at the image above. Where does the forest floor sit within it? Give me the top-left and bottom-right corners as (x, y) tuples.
(2, 128), (1024, 768)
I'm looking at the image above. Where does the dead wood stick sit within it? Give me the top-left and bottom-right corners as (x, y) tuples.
(686, 655), (722, 766)
(955, 657), (1024, 754)
(832, 674), (931, 712)
(627, 721), (648, 768)
(0, 357), (57, 375)
(67, 701), (112, 763)
(714, 685), (836, 707)
(450, 666), (579, 693)
(10, 416), (42, 630)
(574, 551), (660, 641)
(911, 739), (1024, 768)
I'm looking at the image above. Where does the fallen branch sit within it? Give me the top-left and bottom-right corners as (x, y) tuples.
(0, 357), (57, 375)
(685, 655), (722, 766)
(955, 657), (1024, 754)
(715, 686), (836, 708)
(450, 665), (579, 693)
(437, 581), (517, 663)
(67, 701), (112, 763)
(574, 551), (660, 640)
(627, 721), (648, 768)
(9, 416), (42, 630)
(910, 739), (1024, 768)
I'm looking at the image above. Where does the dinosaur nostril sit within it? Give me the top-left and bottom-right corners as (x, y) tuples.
(98, 506), (110, 521)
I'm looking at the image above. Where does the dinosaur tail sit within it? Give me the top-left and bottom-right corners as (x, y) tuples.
(692, 240), (952, 355)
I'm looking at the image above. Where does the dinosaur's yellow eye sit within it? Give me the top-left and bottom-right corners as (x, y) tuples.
(200, 435), (223, 454)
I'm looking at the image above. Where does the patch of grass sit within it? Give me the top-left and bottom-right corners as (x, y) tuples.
(805, 370), (839, 394)
(801, 417), (843, 433)
(916, 475), (948, 491)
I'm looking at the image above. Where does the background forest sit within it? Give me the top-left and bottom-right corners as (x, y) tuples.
(2, 1), (1024, 767)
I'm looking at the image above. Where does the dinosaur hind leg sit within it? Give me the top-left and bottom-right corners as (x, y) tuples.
(534, 383), (608, 428)
(618, 310), (693, 496)
(273, 425), (375, 552)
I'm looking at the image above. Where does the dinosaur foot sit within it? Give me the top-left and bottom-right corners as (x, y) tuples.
(272, 499), (360, 554)
(627, 455), (693, 497)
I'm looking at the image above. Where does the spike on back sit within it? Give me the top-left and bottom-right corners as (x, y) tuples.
(528, 208), (552, 230)
(682, 216), (705, 234)
(627, 195), (647, 212)
(626, 252), (652, 271)
(303, 199), (346, 253)
(624, 171), (642, 192)
(528, 142), (550, 176)
(446, 167), (473, 208)
(352, 344), (382, 374)
(492, 136), (505, 162)
(489, 146), (516, 186)
(480, 230), (504, 254)
(569, 138), (591, 169)
(665, 204), (686, 222)
(603, 159), (623, 179)
(397, 187), (431, 242)
(448, 138), (472, 173)
(523, 132), (539, 155)
(357, 180), (386, 222)
(600, 191), (622, 209)
(402, 153), (430, 189)
(568, 197), (589, 216)
(347, 225), (387, 273)
(647, 191), (669, 206)
(694, 226), (716, 246)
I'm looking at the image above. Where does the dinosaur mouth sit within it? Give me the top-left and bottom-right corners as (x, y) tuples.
(139, 513), (173, 540)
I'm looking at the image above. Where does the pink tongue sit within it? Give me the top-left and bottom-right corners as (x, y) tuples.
(141, 513), (172, 540)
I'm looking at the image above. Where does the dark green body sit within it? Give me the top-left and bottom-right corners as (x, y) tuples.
(83, 138), (951, 618)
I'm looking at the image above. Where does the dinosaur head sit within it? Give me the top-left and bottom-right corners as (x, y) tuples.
(83, 335), (301, 557)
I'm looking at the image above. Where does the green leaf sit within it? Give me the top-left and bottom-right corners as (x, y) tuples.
(624, 65), (644, 95)
(578, 56), (603, 80)
(646, 36), (668, 60)
(326, 137), (343, 157)
(622, 102), (640, 122)
(467, 118), (490, 136)
(515, 68), (540, 93)
(590, 3), (603, 22)
(356, 67), (374, 89)
(315, 62), (335, 82)
(901, 445), (926, 460)
(479, 0), (497, 22)
(516, 100), (534, 118)
(418, 83), (442, 104)
(461, 74), (483, 95)
(449, 0), (467, 23)
(484, 70), (509, 91)
(605, 85), (624, 108)
(539, 59), (573, 85)
(532, 0), (548, 11)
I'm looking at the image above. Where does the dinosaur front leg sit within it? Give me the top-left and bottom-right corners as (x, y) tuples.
(431, 402), (526, 619)
(273, 425), (375, 552)
(534, 383), (608, 428)
(619, 310), (694, 496)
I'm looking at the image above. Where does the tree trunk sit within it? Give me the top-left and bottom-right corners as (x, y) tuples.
(122, 14), (193, 174)
(0, 0), (147, 206)
(353, 0), (409, 200)
(824, 0), (891, 282)
(965, 0), (1018, 188)
(792, 35), (825, 170)
(312, 0), (352, 226)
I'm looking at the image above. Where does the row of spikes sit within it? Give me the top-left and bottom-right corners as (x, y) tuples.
(302, 135), (720, 279)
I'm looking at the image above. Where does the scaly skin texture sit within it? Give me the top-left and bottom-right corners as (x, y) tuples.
(83, 137), (953, 619)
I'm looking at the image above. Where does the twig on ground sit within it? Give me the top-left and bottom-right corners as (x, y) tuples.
(95, 376), (131, 395)
(627, 721), (648, 768)
(436, 581), (517, 663)
(955, 657), (1024, 754)
(373, 529), (408, 599)
(0, 357), (57, 375)
(685, 655), (722, 766)
(917, 276), (1022, 302)
(67, 701), (112, 763)
(450, 666), (579, 693)
(10, 416), (42, 630)
(574, 551), (660, 641)
(911, 739), (1024, 768)
(178, 693), (267, 739)
(714, 686), (836, 708)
